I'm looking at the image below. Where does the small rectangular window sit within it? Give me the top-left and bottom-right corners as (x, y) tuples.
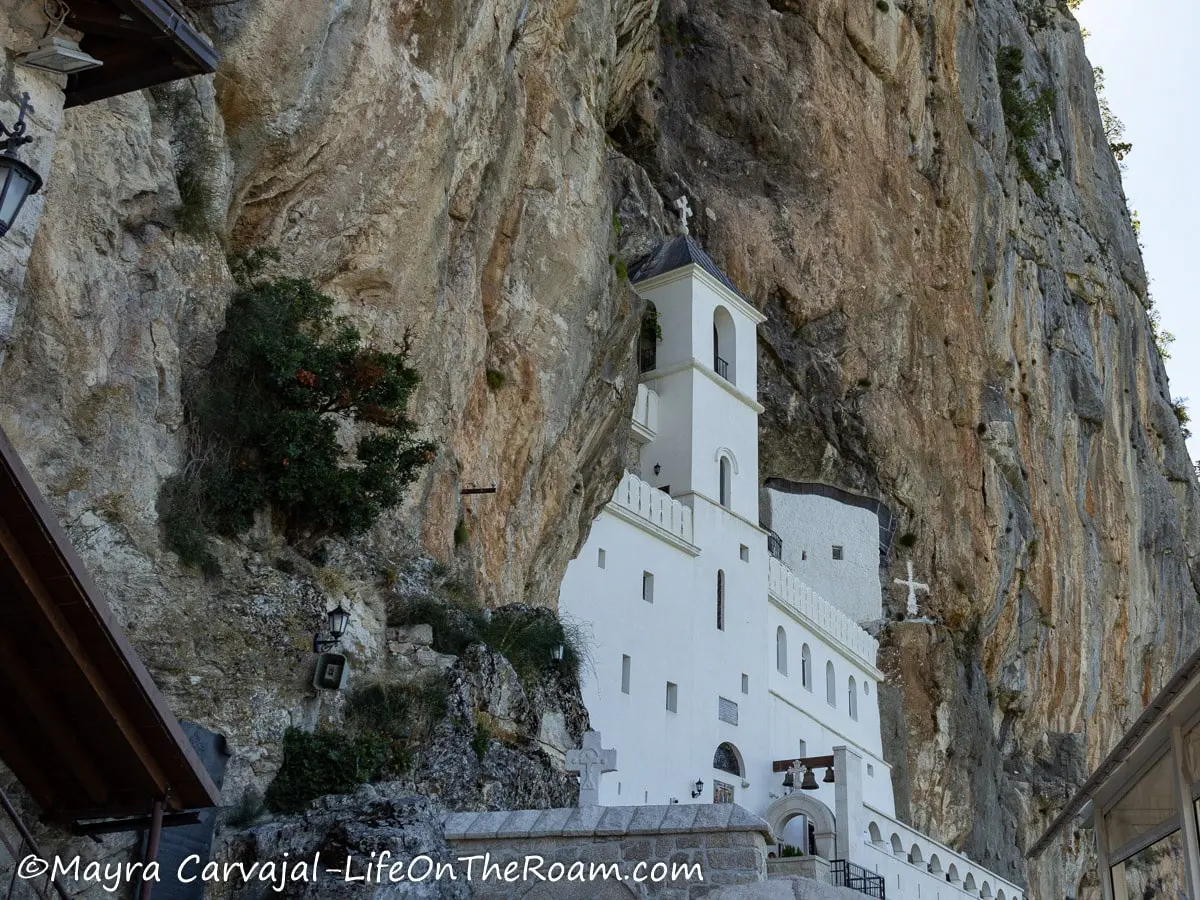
(597, 548), (606, 568)
(801, 550), (808, 561)
(666, 682), (678, 713)
(621, 655), (631, 694)
(832, 545), (844, 560)
(867, 764), (875, 777)
(741, 673), (749, 694)
(642, 571), (654, 603)
(740, 544), (750, 562)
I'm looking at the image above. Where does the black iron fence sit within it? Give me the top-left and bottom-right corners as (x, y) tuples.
(831, 859), (886, 900)
(714, 355), (729, 380)
(767, 530), (783, 560)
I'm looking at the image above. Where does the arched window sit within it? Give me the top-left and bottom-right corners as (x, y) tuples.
(713, 742), (742, 776)
(801, 644), (812, 690)
(713, 306), (736, 382)
(868, 822), (883, 845)
(909, 844), (923, 866)
(719, 456), (731, 507)
(716, 570), (726, 631)
(776, 627), (788, 675)
(826, 661), (836, 707)
(848, 676), (858, 720)
(639, 301), (659, 373)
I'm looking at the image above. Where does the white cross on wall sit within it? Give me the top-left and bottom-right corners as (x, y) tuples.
(674, 196), (693, 237)
(565, 730), (617, 806)
(894, 560), (930, 617)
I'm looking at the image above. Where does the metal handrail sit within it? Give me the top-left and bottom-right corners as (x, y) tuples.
(831, 859), (886, 899)
(714, 355), (729, 379)
(0, 785), (69, 900)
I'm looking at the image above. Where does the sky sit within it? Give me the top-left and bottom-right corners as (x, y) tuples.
(1072, 1), (1200, 458)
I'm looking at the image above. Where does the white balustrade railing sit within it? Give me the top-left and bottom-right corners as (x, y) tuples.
(609, 471), (693, 545)
(632, 384), (659, 439)
(768, 556), (878, 667)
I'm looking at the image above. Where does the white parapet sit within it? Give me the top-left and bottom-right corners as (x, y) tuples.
(862, 805), (1026, 900)
(631, 384), (659, 442)
(608, 471), (695, 549)
(768, 556), (879, 668)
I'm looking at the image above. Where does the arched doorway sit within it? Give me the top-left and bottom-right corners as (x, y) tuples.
(763, 793), (837, 860)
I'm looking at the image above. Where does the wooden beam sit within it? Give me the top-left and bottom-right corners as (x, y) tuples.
(0, 723), (58, 812)
(772, 754), (835, 773)
(0, 626), (111, 807)
(0, 519), (173, 802)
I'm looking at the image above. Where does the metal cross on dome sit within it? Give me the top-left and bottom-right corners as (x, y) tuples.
(674, 195), (693, 237)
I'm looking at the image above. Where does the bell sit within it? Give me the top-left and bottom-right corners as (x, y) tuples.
(782, 770), (795, 788)
(800, 767), (819, 791)
(824, 766), (835, 783)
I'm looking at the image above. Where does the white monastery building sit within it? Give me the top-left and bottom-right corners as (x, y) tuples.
(557, 210), (1024, 900)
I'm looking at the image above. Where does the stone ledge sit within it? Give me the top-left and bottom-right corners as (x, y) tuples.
(443, 804), (773, 841)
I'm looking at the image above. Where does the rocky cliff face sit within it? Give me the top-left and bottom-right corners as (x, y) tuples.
(0, 0), (1196, 895)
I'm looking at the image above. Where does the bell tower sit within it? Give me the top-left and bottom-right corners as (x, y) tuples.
(629, 200), (765, 524)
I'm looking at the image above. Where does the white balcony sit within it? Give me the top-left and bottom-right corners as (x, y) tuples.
(608, 471), (695, 551)
(768, 556), (879, 668)
(631, 384), (659, 443)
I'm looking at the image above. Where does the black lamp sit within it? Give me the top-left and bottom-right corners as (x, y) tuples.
(653, 463), (662, 476)
(691, 779), (704, 799)
(800, 767), (819, 791)
(313, 604), (350, 652)
(551, 644), (565, 662)
(0, 92), (42, 239)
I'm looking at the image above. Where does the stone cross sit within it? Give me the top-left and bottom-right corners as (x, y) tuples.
(674, 195), (693, 237)
(894, 559), (930, 617)
(566, 730), (617, 806)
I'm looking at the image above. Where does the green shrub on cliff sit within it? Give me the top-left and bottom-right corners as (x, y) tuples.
(162, 249), (434, 565)
(997, 46), (1056, 197)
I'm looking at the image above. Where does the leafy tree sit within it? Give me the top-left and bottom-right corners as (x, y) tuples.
(163, 250), (433, 566)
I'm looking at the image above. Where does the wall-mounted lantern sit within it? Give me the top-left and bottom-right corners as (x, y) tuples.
(18, 36), (103, 76)
(691, 779), (704, 799)
(0, 93), (42, 238)
(653, 463), (662, 476)
(551, 644), (565, 662)
(312, 604), (350, 653)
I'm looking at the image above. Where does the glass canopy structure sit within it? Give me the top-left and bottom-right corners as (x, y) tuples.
(1030, 645), (1200, 899)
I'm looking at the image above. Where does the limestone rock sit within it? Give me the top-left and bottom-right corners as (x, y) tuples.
(0, 0), (1195, 895)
